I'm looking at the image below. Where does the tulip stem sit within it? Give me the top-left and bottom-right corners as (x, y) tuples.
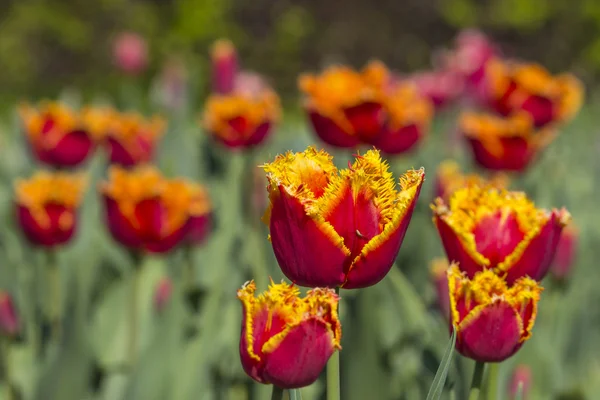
(485, 362), (499, 400)
(1, 337), (13, 400)
(127, 258), (142, 368)
(468, 361), (485, 400)
(46, 251), (61, 346)
(270, 385), (284, 400)
(326, 287), (341, 400)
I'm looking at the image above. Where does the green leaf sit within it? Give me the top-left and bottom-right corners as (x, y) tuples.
(425, 327), (457, 400)
(289, 388), (303, 400)
(514, 382), (524, 400)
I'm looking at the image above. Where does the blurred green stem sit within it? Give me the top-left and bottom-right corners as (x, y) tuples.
(486, 363), (499, 400)
(46, 251), (61, 344)
(127, 259), (141, 368)
(1, 337), (13, 400)
(184, 246), (195, 293)
(271, 386), (284, 400)
(468, 361), (485, 400)
(326, 287), (341, 400)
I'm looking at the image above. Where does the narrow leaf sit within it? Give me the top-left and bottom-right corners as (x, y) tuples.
(514, 382), (524, 400)
(425, 327), (457, 400)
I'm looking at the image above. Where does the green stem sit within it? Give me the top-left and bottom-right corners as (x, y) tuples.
(46, 251), (61, 345)
(1, 337), (13, 400)
(468, 361), (485, 400)
(486, 363), (499, 400)
(127, 261), (141, 368)
(327, 287), (341, 400)
(184, 246), (195, 293)
(270, 385), (284, 400)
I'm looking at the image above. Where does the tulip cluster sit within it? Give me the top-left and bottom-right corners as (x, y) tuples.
(432, 183), (570, 362)
(299, 61), (433, 154)
(204, 39), (281, 149)
(100, 165), (211, 254)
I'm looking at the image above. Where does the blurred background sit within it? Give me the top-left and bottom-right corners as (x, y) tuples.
(0, 1), (598, 400)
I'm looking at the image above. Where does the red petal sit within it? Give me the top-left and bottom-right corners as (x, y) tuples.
(269, 185), (347, 287)
(457, 302), (522, 362)
(184, 214), (212, 246)
(466, 136), (535, 172)
(245, 122), (272, 147)
(472, 211), (525, 267)
(521, 95), (555, 128)
(343, 102), (385, 142)
(103, 197), (143, 249)
(17, 204), (75, 247)
(372, 124), (422, 155)
(50, 130), (94, 167)
(500, 210), (566, 284)
(307, 111), (360, 148)
(263, 319), (335, 389)
(434, 216), (485, 279)
(133, 198), (166, 242)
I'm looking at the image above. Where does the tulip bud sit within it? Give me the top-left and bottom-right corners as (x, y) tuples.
(508, 365), (532, 399)
(211, 39), (238, 94)
(113, 32), (148, 75)
(0, 292), (19, 337)
(153, 278), (173, 313)
(429, 258), (450, 319)
(550, 223), (578, 281)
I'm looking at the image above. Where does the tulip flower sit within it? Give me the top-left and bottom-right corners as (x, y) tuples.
(238, 280), (341, 388)
(14, 171), (87, 247)
(408, 69), (465, 109)
(432, 184), (570, 284)
(19, 102), (101, 168)
(299, 62), (434, 153)
(448, 265), (543, 362)
(430, 258), (451, 319)
(211, 39), (238, 95)
(460, 111), (555, 172)
(112, 31), (148, 75)
(263, 147), (424, 288)
(83, 107), (166, 167)
(0, 292), (19, 337)
(486, 58), (583, 128)
(508, 365), (532, 400)
(434, 159), (509, 203)
(100, 166), (211, 253)
(550, 223), (578, 281)
(203, 86), (281, 149)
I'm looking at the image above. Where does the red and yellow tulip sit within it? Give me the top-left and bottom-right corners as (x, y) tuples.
(238, 280), (341, 389)
(263, 147), (424, 288)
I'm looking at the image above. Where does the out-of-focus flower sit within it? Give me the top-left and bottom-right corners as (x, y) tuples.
(238, 280), (341, 388)
(433, 184), (570, 284)
(168, 178), (212, 246)
(14, 171), (87, 247)
(203, 87), (280, 149)
(0, 292), (19, 337)
(211, 39), (238, 95)
(550, 223), (578, 281)
(100, 166), (211, 253)
(486, 58), (583, 128)
(434, 159), (509, 203)
(19, 102), (101, 168)
(112, 31), (148, 75)
(82, 107), (166, 167)
(263, 147), (424, 288)
(153, 277), (173, 313)
(508, 365), (532, 400)
(448, 265), (542, 362)
(299, 62), (434, 153)
(460, 111), (555, 172)
(408, 70), (465, 109)
(430, 258), (451, 319)
(151, 56), (190, 112)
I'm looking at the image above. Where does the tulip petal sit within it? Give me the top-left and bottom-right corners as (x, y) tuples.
(466, 136), (535, 172)
(17, 204), (75, 247)
(104, 197), (143, 248)
(372, 124), (422, 155)
(458, 302), (523, 362)
(269, 185), (348, 287)
(245, 122), (272, 147)
(472, 211), (525, 266)
(50, 130), (94, 167)
(262, 319), (335, 389)
(307, 111), (360, 148)
(343, 102), (384, 142)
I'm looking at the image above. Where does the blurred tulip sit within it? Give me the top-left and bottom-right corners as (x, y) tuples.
(0, 292), (19, 337)
(408, 70), (465, 109)
(430, 258), (450, 319)
(203, 87), (281, 149)
(82, 107), (165, 167)
(263, 147), (424, 288)
(509, 365), (532, 399)
(151, 56), (190, 112)
(100, 166), (211, 253)
(112, 31), (148, 75)
(434, 159), (509, 203)
(153, 277), (173, 313)
(14, 171), (87, 247)
(486, 58), (583, 128)
(550, 223), (578, 281)
(448, 265), (542, 362)
(169, 179), (212, 246)
(299, 62), (433, 153)
(19, 102), (101, 168)
(211, 39), (238, 94)
(433, 184), (570, 284)
(460, 111), (555, 172)
(238, 280), (341, 388)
